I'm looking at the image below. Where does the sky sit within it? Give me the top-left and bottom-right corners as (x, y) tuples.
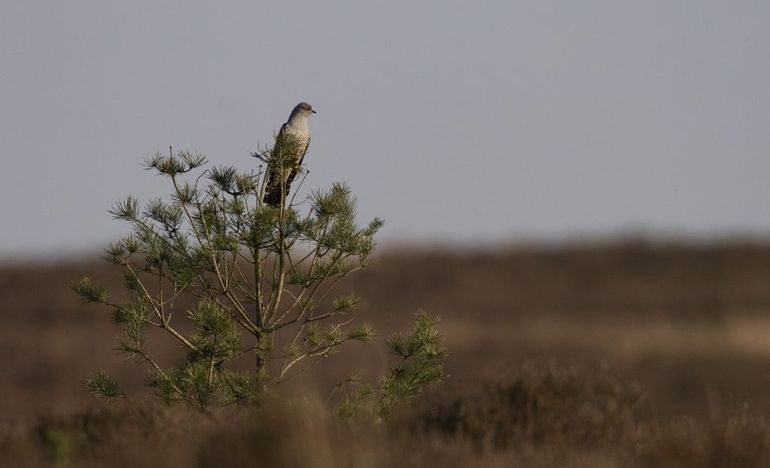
(1, 1), (769, 257)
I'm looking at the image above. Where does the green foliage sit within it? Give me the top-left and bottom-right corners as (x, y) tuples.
(83, 371), (123, 399)
(332, 311), (446, 418)
(108, 196), (139, 221)
(220, 370), (263, 405)
(335, 375), (375, 419)
(186, 300), (241, 362)
(71, 277), (108, 304)
(347, 322), (374, 342)
(77, 136), (446, 412)
(145, 150), (207, 177)
(333, 292), (361, 312)
(77, 142), (425, 409)
(379, 311), (446, 415)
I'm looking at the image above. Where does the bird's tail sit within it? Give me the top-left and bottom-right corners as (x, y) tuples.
(263, 172), (294, 207)
(263, 184), (282, 207)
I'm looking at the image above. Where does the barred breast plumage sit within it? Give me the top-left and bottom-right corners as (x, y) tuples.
(280, 125), (310, 161)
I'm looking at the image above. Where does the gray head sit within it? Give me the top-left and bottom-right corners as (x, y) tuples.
(289, 102), (317, 121)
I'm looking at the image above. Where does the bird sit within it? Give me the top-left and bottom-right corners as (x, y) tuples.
(263, 102), (316, 207)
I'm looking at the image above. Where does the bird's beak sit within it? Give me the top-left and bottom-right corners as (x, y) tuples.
(311, 109), (317, 114)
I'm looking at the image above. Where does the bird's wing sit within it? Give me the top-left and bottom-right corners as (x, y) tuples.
(265, 123), (289, 190)
(273, 123), (289, 157)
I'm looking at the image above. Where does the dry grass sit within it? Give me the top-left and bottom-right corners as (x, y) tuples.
(4, 240), (770, 466)
(4, 364), (770, 468)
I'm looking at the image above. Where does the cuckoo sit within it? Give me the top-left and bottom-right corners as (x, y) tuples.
(263, 102), (316, 207)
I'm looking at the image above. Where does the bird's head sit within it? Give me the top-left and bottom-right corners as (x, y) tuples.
(294, 102), (317, 116)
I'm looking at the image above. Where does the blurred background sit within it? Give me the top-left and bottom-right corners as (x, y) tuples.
(2, 1), (770, 465)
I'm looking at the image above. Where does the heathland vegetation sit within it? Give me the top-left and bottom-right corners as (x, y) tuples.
(4, 242), (770, 466)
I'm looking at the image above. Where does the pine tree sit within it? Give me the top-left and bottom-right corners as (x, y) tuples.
(73, 140), (444, 411)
